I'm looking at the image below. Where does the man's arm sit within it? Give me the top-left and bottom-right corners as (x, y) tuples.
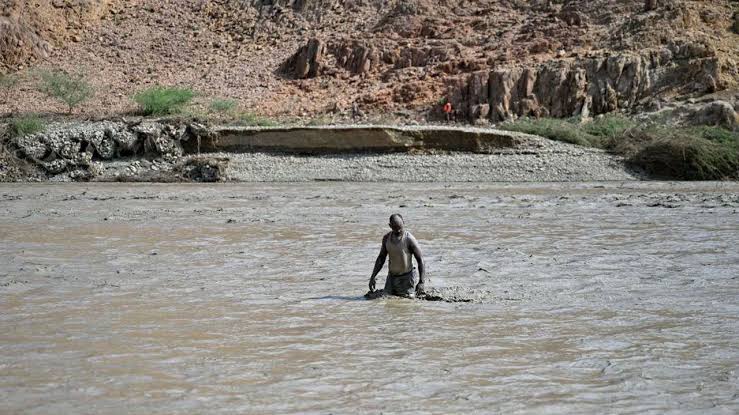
(369, 234), (388, 291)
(408, 234), (425, 293)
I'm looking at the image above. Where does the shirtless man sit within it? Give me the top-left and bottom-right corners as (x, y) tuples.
(369, 214), (426, 297)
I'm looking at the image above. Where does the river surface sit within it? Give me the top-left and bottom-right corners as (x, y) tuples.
(1, 182), (738, 414)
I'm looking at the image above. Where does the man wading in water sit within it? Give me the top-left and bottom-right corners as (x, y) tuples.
(369, 214), (426, 298)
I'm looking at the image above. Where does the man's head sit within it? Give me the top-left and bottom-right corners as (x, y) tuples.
(389, 213), (404, 235)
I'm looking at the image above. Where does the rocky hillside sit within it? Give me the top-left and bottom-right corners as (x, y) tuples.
(1, 0), (737, 122)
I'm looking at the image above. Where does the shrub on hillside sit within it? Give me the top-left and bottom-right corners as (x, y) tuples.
(37, 70), (94, 113)
(133, 86), (195, 116)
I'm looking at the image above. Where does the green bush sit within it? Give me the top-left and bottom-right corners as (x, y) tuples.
(209, 98), (237, 114)
(37, 70), (94, 113)
(7, 115), (45, 138)
(133, 86), (195, 116)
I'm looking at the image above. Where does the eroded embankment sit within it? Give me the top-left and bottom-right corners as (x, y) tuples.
(1, 120), (640, 182)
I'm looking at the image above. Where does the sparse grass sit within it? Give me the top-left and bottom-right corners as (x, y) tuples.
(500, 117), (599, 147)
(7, 115), (45, 138)
(582, 114), (638, 140)
(0, 73), (19, 102)
(233, 112), (277, 127)
(501, 115), (739, 180)
(133, 86), (195, 116)
(209, 98), (237, 114)
(37, 70), (94, 113)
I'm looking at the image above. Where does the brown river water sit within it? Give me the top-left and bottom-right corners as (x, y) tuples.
(1, 182), (738, 414)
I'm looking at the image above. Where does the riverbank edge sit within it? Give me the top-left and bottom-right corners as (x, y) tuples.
(0, 119), (675, 182)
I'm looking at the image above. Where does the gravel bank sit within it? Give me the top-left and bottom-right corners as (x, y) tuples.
(217, 140), (642, 182)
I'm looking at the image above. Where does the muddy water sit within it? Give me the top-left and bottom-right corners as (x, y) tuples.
(1, 182), (738, 414)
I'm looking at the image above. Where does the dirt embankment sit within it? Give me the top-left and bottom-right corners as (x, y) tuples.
(1, 1), (737, 122)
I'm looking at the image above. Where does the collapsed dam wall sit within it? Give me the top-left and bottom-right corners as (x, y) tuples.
(197, 125), (532, 154)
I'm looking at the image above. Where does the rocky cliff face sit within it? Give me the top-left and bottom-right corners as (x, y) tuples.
(448, 41), (727, 122)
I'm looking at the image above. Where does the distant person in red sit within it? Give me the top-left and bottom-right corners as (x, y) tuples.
(443, 101), (453, 122)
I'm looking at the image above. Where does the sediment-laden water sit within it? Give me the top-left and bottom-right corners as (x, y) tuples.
(1, 182), (738, 414)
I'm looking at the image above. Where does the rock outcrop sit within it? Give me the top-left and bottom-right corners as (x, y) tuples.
(282, 38), (382, 78)
(281, 38), (326, 79)
(332, 41), (378, 75)
(448, 42), (729, 122)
